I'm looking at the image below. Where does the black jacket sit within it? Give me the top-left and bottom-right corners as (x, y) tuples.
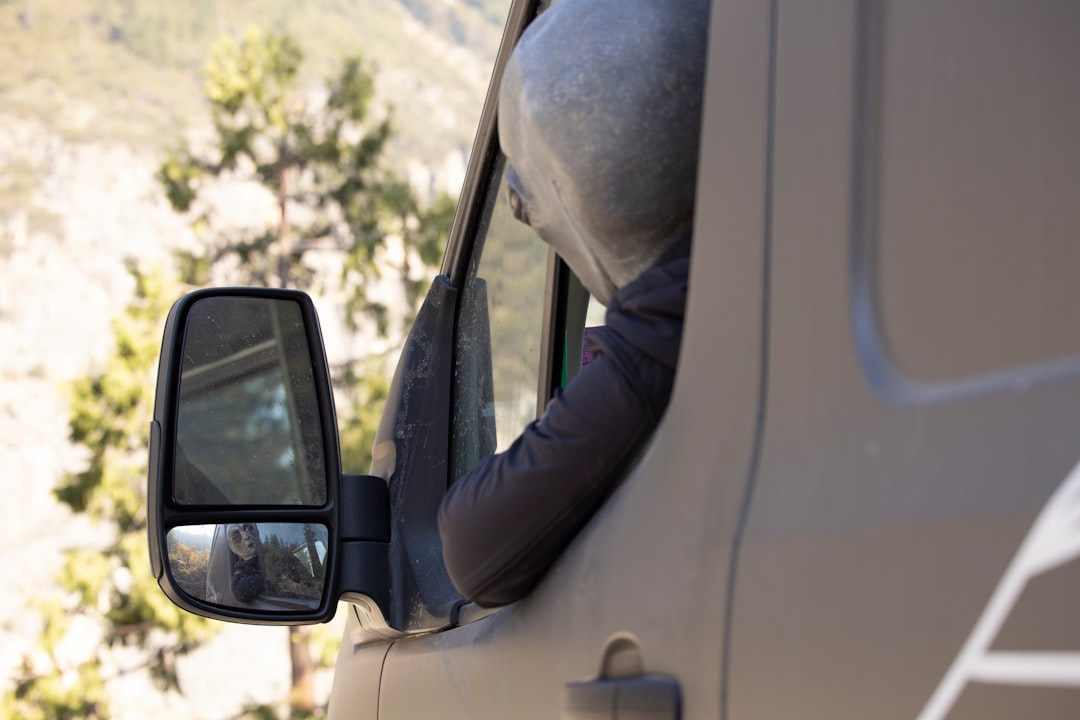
(230, 554), (264, 604)
(438, 231), (691, 607)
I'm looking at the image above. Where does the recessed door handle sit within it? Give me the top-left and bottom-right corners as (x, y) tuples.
(562, 674), (680, 720)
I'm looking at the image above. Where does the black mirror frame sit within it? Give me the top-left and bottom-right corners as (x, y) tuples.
(147, 287), (389, 625)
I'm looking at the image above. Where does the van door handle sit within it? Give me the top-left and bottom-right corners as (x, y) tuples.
(562, 674), (681, 720)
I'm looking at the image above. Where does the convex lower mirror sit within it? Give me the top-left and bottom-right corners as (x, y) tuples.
(167, 523), (327, 611)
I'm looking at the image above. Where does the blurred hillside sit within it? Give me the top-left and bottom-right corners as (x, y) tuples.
(0, 0), (509, 201)
(0, 0), (510, 716)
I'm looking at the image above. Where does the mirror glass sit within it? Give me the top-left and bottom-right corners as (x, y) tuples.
(167, 523), (328, 611)
(173, 297), (327, 505)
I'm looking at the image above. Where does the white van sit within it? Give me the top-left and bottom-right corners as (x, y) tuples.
(148, 1), (1080, 717)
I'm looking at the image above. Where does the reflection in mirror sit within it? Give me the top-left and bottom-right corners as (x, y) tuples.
(167, 523), (328, 611)
(174, 297), (327, 506)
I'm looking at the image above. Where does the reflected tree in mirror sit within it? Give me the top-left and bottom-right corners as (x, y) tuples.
(174, 297), (327, 505)
(167, 523), (328, 611)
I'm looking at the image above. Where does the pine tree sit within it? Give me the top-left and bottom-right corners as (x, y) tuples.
(5, 25), (452, 719)
(156, 26), (451, 717)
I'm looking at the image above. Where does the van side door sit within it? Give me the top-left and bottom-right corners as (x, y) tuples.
(726, 1), (1080, 717)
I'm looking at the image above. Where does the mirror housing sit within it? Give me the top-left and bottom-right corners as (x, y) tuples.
(147, 288), (390, 625)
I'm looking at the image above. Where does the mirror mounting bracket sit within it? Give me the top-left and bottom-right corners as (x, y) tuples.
(341, 473), (390, 542)
(338, 540), (391, 619)
(336, 473), (394, 626)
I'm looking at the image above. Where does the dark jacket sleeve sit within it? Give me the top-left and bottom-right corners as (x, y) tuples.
(438, 235), (689, 608)
(230, 557), (264, 603)
(438, 336), (672, 607)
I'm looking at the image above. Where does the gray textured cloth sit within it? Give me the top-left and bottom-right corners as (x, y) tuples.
(499, 0), (709, 306)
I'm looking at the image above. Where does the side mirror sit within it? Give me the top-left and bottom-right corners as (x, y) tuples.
(147, 288), (389, 624)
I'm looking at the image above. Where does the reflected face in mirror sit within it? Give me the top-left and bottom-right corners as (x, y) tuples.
(227, 523), (259, 560)
(166, 523), (328, 612)
(173, 297), (327, 506)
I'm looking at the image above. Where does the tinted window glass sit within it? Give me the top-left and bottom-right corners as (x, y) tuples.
(452, 155), (550, 479)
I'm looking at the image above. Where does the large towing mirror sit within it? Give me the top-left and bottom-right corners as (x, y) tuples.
(148, 288), (390, 625)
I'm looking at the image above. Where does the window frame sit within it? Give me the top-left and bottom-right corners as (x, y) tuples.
(440, 0), (575, 458)
(362, 0), (569, 634)
(441, 0), (547, 289)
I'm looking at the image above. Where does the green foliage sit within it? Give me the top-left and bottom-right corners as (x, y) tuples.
(341, 183), (455, 331)
(3, 264), (220, 718)
(157, 151), (201, 213)
(168, 539), (210, 598)
(101, 0), (218, 67)
(159, 26), (422, 304)
(338, 360), (392, 474)
(5, 19), (460, 718)
(233, 701), (328, 720)
(151, 27), (455, 715)
(415, 193), (458, 267)
(2, 639), (110, 720)
(5, 1), (494, 715)
(205, 28), (302, 122)
(0, 0), (508, 163)
(59, 266), (171, 529)
(159, 24), (452, 333)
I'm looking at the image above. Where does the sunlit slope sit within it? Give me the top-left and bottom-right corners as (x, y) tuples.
(0, 0), (508, 166)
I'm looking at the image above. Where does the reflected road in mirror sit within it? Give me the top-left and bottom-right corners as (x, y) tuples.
(167, 523), (328, 611)
(174, 297), (327, 506)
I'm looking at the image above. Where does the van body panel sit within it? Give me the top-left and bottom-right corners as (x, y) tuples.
(729, 1), (1080, 717)
(326, 0), (1080, 717)
(325, 609), (387, 719)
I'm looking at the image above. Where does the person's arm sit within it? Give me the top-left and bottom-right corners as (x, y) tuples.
(438, 341), (671, 607)
(230, 558), (264, 603)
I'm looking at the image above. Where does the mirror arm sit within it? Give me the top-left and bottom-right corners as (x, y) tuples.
(337, 473), (394, 624)
(338, 540), (391, 619)
(341, 474), (390, 542)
